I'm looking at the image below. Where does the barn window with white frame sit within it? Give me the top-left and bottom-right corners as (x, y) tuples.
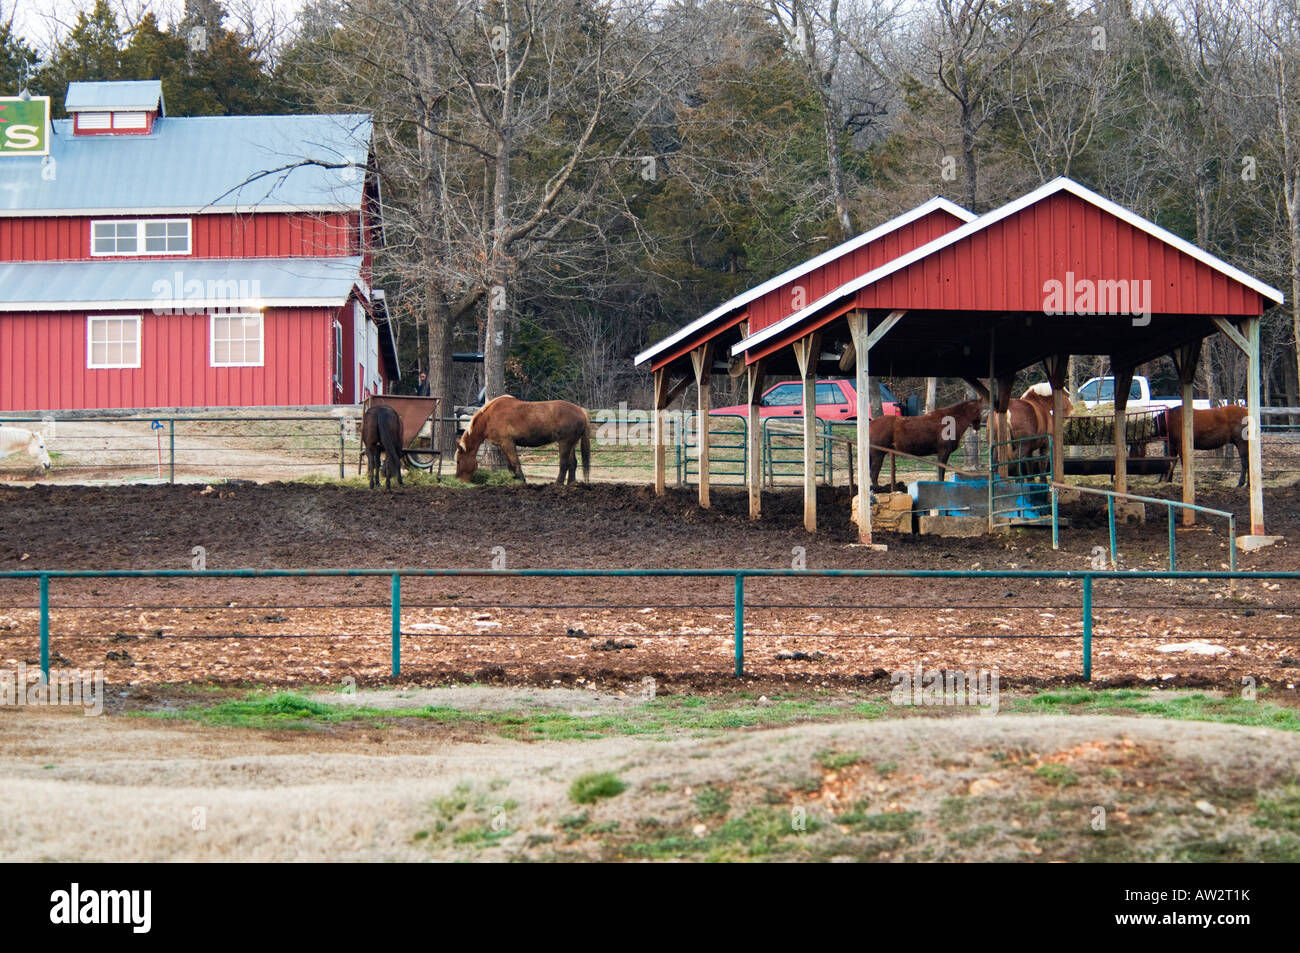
(87, 315), (141, 368)
(211, 312), (264, 367)
(91, 219), (191, 256)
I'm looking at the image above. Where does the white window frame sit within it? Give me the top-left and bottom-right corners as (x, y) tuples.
(333, 320), (344, 391)
(114, 111), (147, 129)
(87, 315), (142, 369)
(210, 312), (265, 368)
(90, 218), (192, 257)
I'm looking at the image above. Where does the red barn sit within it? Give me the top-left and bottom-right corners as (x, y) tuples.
(0, 80), (396, 411)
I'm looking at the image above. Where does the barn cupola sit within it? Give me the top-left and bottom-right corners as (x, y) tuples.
(65, 80), (164, 136)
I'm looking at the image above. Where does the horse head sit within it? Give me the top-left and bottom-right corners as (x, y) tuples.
(29, 430), (51, 470)
(454, 409), (485, 480)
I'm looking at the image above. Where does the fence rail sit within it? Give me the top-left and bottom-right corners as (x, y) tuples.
(3, 405), (1299, 486)
(6, 565), (1299, 684)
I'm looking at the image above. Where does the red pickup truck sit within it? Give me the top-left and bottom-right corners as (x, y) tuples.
(711, 378), (905, 421)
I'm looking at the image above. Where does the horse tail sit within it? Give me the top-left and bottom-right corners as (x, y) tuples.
(381, 411), (403, 481)
(580, 415), (592, 482)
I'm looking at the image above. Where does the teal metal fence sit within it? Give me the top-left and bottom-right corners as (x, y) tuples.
(989, 434), (1054, 529)
(5, 566), (1297, 684)
(682, 414), (748, 486)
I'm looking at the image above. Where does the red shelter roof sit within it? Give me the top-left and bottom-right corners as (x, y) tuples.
(634, 196), (974, 376)
(733, 178), (1283, 377)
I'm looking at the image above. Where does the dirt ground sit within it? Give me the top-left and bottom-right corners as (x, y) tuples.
(0, 479), (1297, 689)
(3, 689), (1297, 862)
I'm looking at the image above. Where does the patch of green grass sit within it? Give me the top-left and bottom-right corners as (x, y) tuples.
(622, 807), (820, 860)
(843, 810), (919, 833)
(1036, 763), (1080, 787)
(1014, 689), (1300, 732)
(136, 689), (896, 741)
(948, 823), (996, 847)
(1255, 786), (1300, 834)
(693, 785), (732, 818)
(569, 772), (626, 805)
(816, 750), (865, 771)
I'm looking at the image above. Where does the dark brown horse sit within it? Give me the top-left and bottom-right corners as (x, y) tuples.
(362, 404), (404, 490)
(455, 395), (591, 484)
(1007, 382), (1071, 477)
(1164, 405), (1250, 488)
(868, 398), (983, 489)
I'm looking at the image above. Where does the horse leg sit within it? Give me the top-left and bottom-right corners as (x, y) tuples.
(563, 441), (578, 485)
(556, 440), (572, 485)
(869, 448), (884, 491)
(1236, 437), (1248, 488)
(500, 440), (525, 482)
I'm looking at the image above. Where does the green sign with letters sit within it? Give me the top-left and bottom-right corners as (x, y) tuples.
(0, 96), (51, 156)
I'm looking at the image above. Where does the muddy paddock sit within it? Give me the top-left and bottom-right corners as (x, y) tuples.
(0, 480), (1296, 690)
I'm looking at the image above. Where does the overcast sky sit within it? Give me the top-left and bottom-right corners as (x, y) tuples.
(6, 0), (307, 55)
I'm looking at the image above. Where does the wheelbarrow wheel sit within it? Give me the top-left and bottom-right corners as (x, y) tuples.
(405, 450), (438, 470)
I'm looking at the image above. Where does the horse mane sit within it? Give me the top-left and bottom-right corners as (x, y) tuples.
(458, 395), (515, 452)
(1020, 382), (1054, 400)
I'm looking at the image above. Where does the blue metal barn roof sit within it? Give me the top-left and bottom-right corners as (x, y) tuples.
(0, 113), (372, 215)
(64, 80), (164, 112)
(0, 256), (365, 311)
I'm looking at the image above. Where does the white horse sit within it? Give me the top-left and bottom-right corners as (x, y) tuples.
(0, 426), (52, 471)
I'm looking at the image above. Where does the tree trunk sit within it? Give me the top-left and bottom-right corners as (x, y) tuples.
(426, 288), (456, 454)
(485, 134), (512, 403)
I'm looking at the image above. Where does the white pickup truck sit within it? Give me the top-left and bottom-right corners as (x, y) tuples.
(1078, 375), (1212, 412)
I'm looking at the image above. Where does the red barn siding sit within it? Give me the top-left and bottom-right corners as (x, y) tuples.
(0, 307), (334, 411)
(855, 192), (1263, 316)
(650, 206), (968, 372)
(745, 209), (965, 334)
(0, 213), (359, 262)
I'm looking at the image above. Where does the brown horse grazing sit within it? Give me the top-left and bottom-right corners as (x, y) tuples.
(456, 395), (591, 484)
(868, 398), (984, 489)
(1163, 405), (1250, 488)
(1007, 382), (1071, 477)
(362, 404), (404, 490)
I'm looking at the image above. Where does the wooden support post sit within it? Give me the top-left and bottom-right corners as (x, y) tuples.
(793, 333), (822, 533)
(691, 344), (714, 509)
(1044, 355), (1068, 484)
(847, 311), (872, 544)
(1112, 363), (1134, 496)
(653, 367), (666, 495)
(746, 362), (765, 520)
(1244, 317), (1265, 535)
(1211, 317), (1267, 536)
(1172, 341), (1201, 527)
(993, 372), (1014, 480)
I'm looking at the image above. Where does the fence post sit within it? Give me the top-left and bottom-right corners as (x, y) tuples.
(1050, 485), (1059, 550)
(339, 420), (346, 479)
(391, 573), (401, 677)
(168, 419), (175, 484)
(1107, 495), (1117, 569)
(1167, 504), (1176, 572)
(733, 573), (744, 677)
(1082, 574), (1093, 681)
(39, 573), (49, 683)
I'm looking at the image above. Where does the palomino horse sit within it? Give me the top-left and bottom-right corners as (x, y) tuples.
(0, 426), (52, 472)
(1006, 382), (1071, 477)
(868, 398), (983, 489)
(361, 405), (404, 490)
(1163, 405), (1250, 488)
(455, 395), (591, 484)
